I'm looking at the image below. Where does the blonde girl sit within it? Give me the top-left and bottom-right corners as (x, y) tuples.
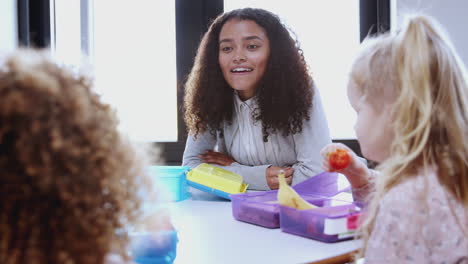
(322, 14), (468, 262)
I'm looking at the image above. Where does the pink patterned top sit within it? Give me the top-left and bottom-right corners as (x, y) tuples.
(362, 169), (468, 263)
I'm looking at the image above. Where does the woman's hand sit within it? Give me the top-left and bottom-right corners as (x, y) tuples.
(199, 150), (236, 166)
(266, 166), (294, 190)
(320, 143), (370, 188)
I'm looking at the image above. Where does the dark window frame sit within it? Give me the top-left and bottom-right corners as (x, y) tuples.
(17, 0), (390, 164)
(157, 0), (224, 165)
(17, 0), (51, 48)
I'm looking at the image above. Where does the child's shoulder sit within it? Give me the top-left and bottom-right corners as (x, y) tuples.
(370, 168), (467, 262)
(382, 169), (444, 200)
(378, 167), (467, 233)
(381, 167), (447, 207)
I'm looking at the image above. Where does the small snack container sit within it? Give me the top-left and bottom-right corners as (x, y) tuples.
(186, 163), (248, 200)
(149, 166), (190, 202)
(230, 172), (351, 228)
(279, 199), (362, 243)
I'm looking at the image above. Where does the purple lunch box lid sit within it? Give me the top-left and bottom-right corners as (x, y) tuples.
(230, 171), (350, 200)
(293, 171), (350, 197)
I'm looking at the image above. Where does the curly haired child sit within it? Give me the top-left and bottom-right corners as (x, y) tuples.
(0, 49), (153, 264)
(322, 15), (468, 262)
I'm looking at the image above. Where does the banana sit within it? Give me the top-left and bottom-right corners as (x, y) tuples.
(277, 170), (317, 210)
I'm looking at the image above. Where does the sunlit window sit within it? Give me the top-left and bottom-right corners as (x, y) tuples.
(53, 0), (81, 65)
(0, 0), (17, 52)
(225, 1), (360, 139)
(52, 0), (177, 142)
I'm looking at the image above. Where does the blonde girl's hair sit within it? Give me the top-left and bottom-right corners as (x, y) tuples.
(350, 14), (468, 256)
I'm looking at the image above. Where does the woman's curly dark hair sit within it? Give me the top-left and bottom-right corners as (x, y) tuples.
(184, 8), (314, 141)
(0, 50), (147, 264)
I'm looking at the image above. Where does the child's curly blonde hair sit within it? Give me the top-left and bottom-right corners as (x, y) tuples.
(0, 50), (147, 264)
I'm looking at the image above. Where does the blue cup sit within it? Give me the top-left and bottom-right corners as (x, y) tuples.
(130, 230), (179, 264)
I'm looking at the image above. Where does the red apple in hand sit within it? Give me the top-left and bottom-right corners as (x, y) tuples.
(328, 149), (351, 170)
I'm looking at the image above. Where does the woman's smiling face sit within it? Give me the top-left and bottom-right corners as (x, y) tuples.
(218, 19), (270, 100)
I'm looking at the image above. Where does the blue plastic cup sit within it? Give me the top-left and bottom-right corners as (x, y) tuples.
(129, 230), (179, 264)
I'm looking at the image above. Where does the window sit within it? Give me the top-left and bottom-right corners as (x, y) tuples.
(52, 0), (177, 142)
(225, 1), (360, 139)
(0, 0), (17, 52)
(47, 0), (387, 161)
(53, 0), (81, 65)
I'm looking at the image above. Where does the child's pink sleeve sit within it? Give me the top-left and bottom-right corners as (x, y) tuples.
(351, 182), (372, 207)
(351, 169), (377, 207)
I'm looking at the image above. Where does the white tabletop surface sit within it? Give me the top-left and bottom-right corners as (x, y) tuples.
(169, 189), (361, 264)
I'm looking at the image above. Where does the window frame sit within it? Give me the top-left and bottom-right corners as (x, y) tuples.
(17, 0), (51, 48)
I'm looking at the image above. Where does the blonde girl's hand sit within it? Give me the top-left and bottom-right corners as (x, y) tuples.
(266, 166), (293, 190)
(199, 150), (236, 166)
(320, 143), (370, 188)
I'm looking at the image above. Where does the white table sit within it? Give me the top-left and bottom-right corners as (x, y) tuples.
(169, 189), (361, 264)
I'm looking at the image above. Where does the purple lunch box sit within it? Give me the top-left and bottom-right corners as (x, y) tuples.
(279, 199), (362, 243)
(230, 172), (351, 228)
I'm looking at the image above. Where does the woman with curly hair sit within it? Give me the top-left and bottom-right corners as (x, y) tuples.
(183, 8), (331, 190)
(0, 49), (152, 264)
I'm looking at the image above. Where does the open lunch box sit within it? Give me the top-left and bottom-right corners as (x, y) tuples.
(279, 196), (362, 242)
(230, 172), (363, 242)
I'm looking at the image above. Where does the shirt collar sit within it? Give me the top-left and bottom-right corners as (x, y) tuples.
(234, 91), (257, 110)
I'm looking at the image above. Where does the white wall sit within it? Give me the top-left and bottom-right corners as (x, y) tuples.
(0, 0), (17, 52)
(396, 0), (468, 65)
